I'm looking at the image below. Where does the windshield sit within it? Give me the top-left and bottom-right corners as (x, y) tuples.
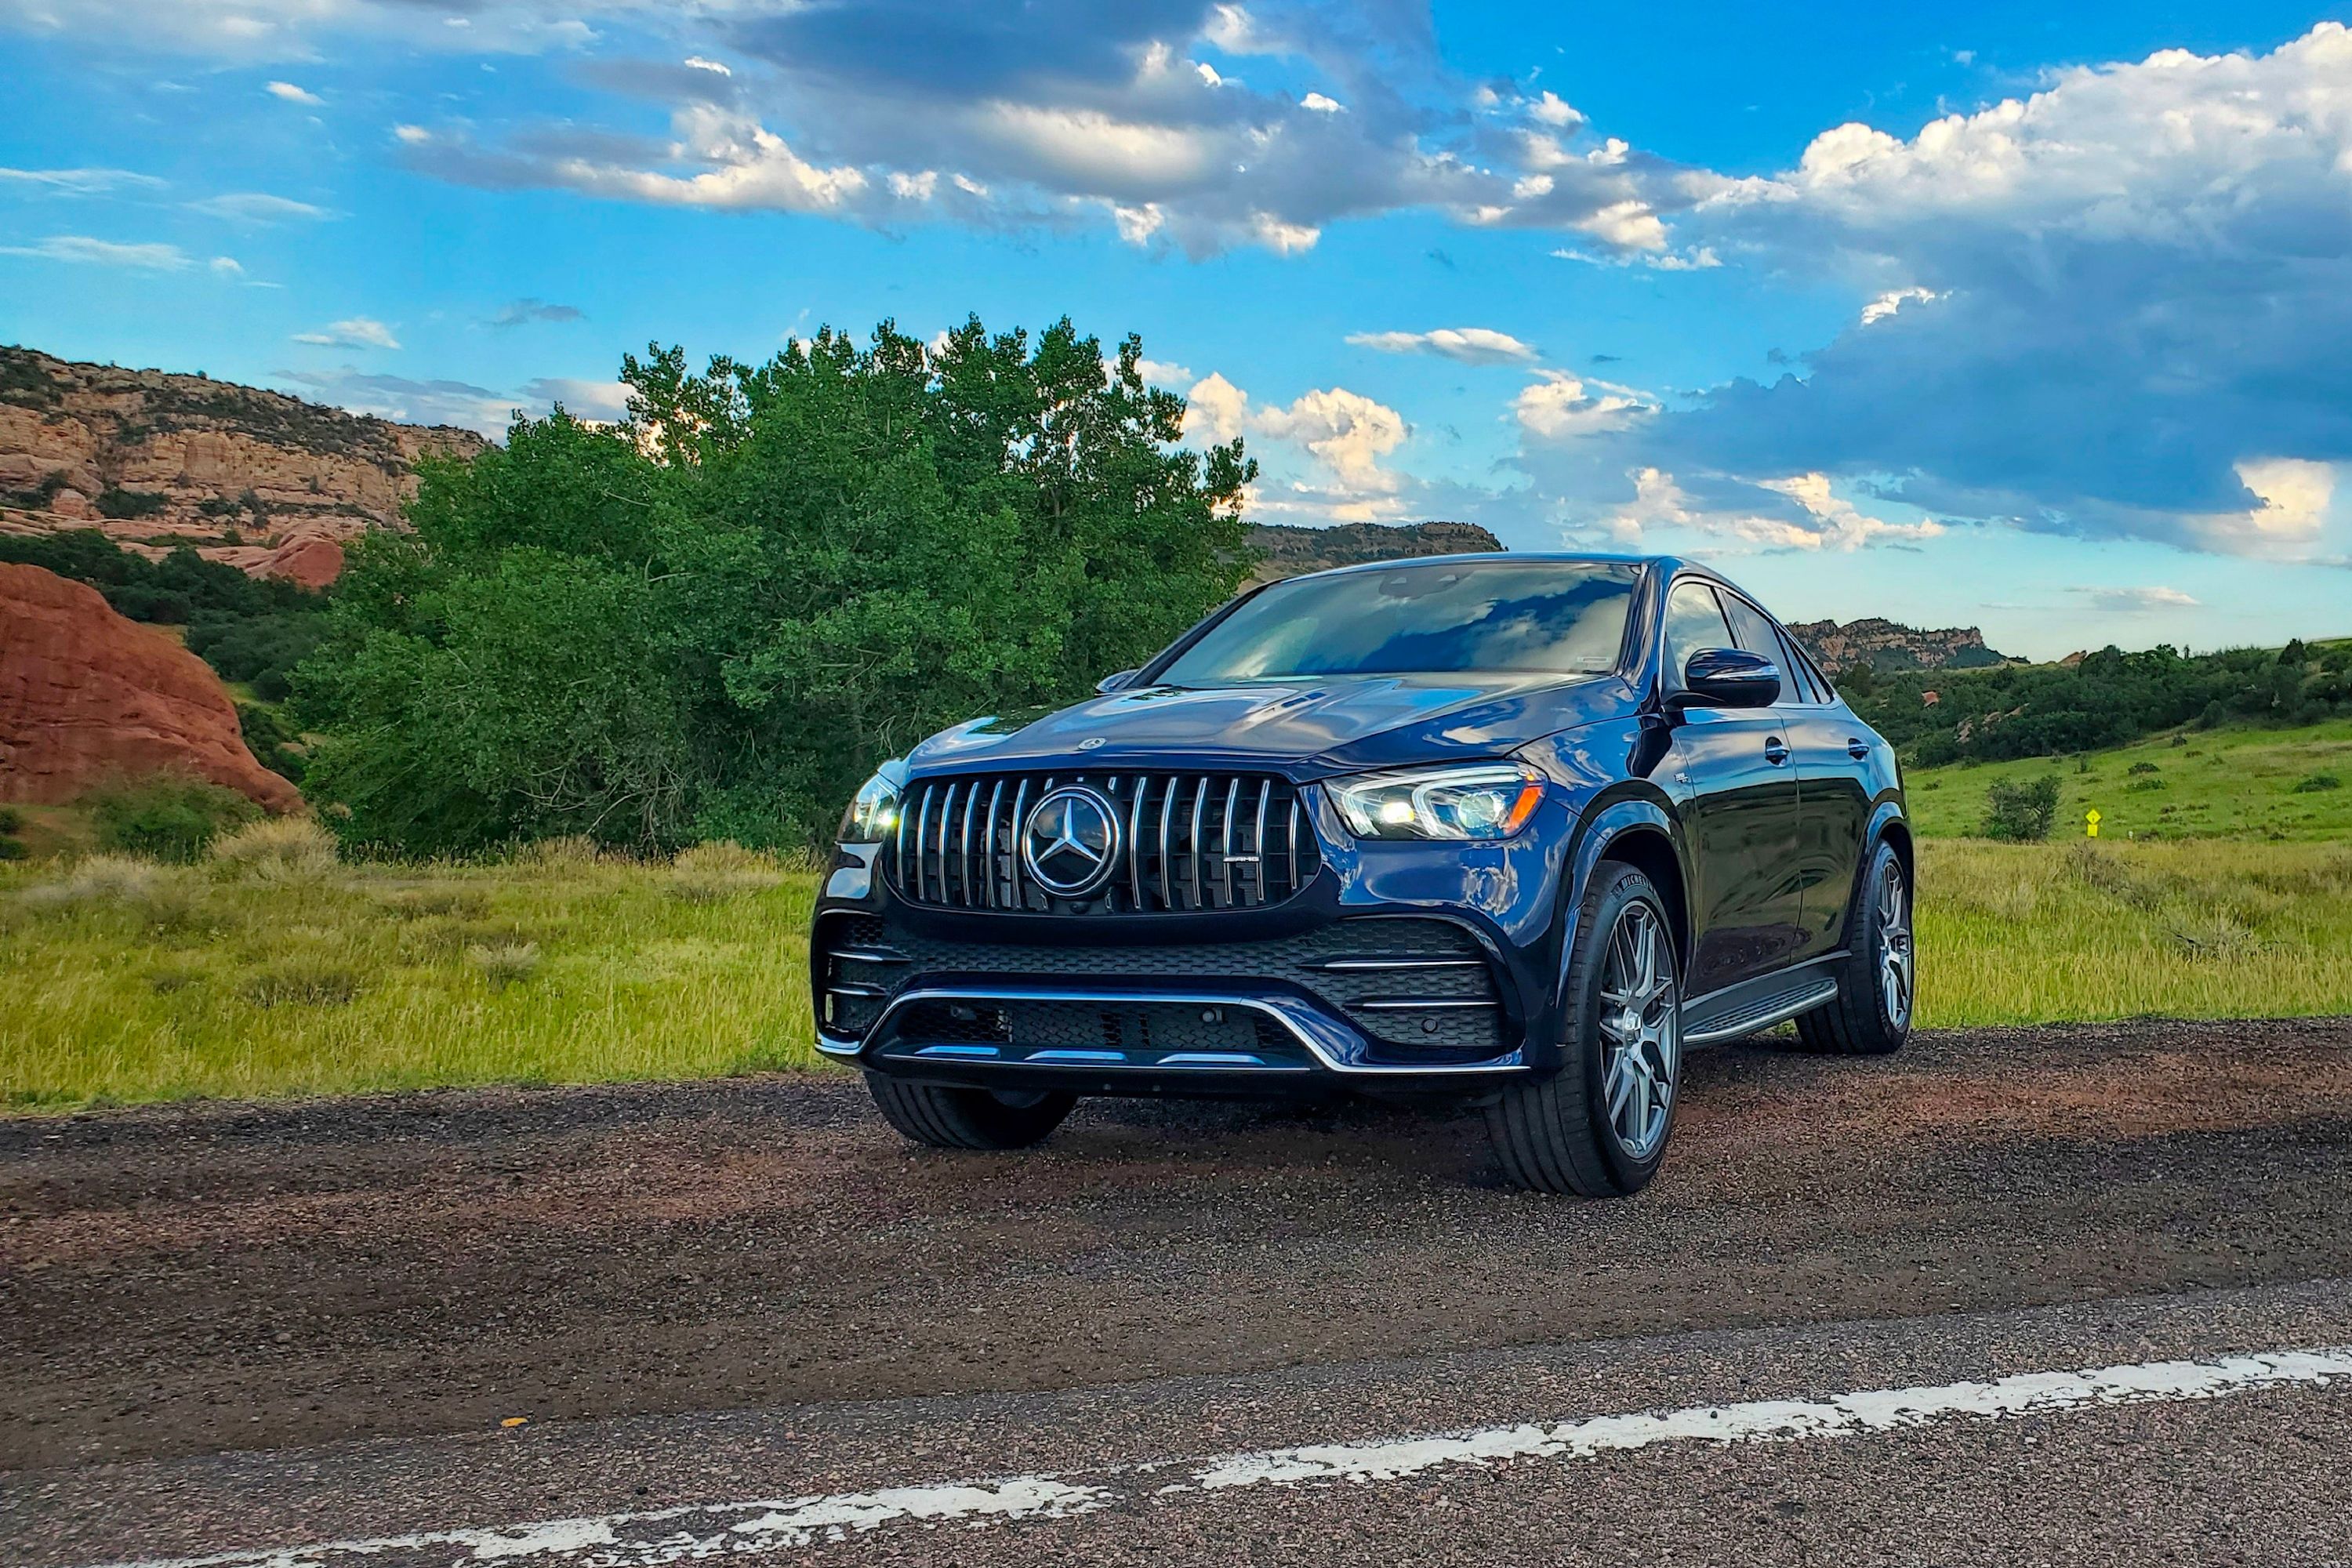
(1156, 560), (1639, 685)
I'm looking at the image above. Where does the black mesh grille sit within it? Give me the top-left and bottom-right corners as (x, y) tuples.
(816, 914), (1508, 1058)
(884, 771), (1320, 914)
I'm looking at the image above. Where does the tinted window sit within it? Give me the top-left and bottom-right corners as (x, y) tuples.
(1719, 594), (1782, 662)
(1663, 579), (1736, 689)
(1156, 561), (1639, 684)
(1773, 629), (1823, 702)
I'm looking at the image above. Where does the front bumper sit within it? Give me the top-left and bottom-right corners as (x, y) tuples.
(815, 906), (1534, 1090)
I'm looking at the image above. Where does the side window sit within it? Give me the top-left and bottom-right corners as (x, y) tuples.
(1785, 637), (1835, 704)
(1773, 630), (1823, 703)
(1663, 579), (1736, 689)
(1721, 593), (1807, 704)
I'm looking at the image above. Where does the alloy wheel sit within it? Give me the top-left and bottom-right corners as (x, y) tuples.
(1597, 901), (1678, 1160)
(1877, 860), (1915, 1031)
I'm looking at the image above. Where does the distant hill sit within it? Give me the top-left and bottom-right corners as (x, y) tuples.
(0, 346), (483, 585)
(1244, 520), (1502, 583)
(1786, 616), (2014, 675)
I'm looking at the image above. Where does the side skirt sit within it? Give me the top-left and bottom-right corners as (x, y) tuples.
(1679, 955), (1845, 1045)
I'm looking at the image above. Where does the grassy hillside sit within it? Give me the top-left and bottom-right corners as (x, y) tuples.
(1903, 718), (2352, 840)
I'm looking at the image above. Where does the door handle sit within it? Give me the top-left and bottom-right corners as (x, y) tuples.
(1846, 738), (1871, 760)
(1764, 739), (1791, 766)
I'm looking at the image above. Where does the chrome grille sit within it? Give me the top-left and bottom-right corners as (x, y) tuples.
(885, 771), (1321, 913)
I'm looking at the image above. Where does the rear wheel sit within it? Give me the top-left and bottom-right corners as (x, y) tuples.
(1486, 863), (1681, 1197)
(864, 1076), (1077, 1150)
(1791, 838), (1913, 1056)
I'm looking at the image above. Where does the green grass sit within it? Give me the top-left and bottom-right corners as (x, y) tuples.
(1917, 838), (2352, 1026)
(0, 839), (819, 1110)
(1904, 718), (2352, 840)
(6, 795), (2351, 1110)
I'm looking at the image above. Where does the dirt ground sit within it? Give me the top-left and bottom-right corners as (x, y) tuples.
(6, 1016), (2352, 1472)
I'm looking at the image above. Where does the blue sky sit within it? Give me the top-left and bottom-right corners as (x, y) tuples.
(4, 1), (2350, 659)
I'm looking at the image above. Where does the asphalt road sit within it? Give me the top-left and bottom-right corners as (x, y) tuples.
(8, 1016), (2352, 1565)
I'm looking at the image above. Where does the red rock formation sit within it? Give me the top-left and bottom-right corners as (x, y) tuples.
(0, 562), (302, 811)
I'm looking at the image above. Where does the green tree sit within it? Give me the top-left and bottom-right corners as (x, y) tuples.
(296, 318), (1257, 854)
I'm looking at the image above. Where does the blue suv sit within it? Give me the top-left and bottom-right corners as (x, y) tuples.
(812, 554), (1914, 1196)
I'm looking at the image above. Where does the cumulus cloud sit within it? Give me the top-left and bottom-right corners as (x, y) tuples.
(0, 234), (189, 268)
(1639, 24), (2352, 560)
(292, 317), (401, 349)
(264, 81), (322, 106)
(1513, 371), (1653, 439)
(1346, 327), (1536, 365)
(1598, 467), (1942, 554)
(1182, 370), (1412, 521)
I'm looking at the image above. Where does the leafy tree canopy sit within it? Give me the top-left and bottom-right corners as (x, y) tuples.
(295, 317), (1258, 855)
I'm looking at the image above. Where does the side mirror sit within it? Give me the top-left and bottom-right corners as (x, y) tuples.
(1671, 648), (1780, 710)
(1095, 668), (1142, 695)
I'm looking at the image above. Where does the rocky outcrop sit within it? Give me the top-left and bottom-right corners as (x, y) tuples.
(0, 346), (482, 583)
(1785, 616), (2013, 675)
(1245, 521), (1502, 584)
(0, 562), (301, 811)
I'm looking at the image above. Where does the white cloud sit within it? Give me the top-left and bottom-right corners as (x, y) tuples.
(2073, 586), (2201, 611)
(1514, 372), (1653, 439)
(209, 255), (243, 275)
(1859, 286), (1937, 325)
(1300, 92), (1341, 113)
(1181, 372), (1413, 520)
(1346, 327), (1537, 365)
(187, 192), (330, 223)
(1527, 91), (1583, 128)
(681, 56), (729, 76)
(0, 165), (165, 194)
(2189, 458), (2336, 555)
(0, 235), (189, 269)
(522, 106), (868, 212)
(264, 80), (323, 106)
(392, 124), (431, 146)
(292, 317), (401, 350)
(1602, 467), (1943, 552)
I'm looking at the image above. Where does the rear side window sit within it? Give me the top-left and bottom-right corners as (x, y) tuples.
(1663, 579), (1736, 688)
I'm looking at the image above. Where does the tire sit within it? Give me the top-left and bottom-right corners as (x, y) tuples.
(862, 1074), (1077, 1150)
(1486, 862), (1681, 1198)
(1791, 838), (1914, 1056)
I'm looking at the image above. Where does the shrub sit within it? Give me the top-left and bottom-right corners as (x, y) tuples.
(380, 885), (491, 920)
(0, 805), (23, 835)
(2127, 760), (2160, 775)
(89, 775), (262, 862)
(2294, 772), (2343, 793)
(207, 815), (338, 881)
(1981, 775), (2062, 841)
(93, 486), (167, 520)
(0, 838), (25, 862)
(467, 941), (542, 990)
(33, 853), (161, 905)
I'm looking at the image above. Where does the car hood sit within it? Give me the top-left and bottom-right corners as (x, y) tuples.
(906, 672), (1636, 778)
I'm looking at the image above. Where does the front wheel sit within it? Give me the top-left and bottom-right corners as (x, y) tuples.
(1486, 863), (1681, 1198)
(864, 1075), (1077, 1150)
(1791, 839), (1914, 1056)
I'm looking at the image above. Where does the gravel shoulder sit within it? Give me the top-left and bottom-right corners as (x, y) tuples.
(5, 1017), (2352, 1473)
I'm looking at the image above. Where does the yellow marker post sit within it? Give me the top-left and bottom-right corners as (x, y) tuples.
(2085, 808), (2101, 839)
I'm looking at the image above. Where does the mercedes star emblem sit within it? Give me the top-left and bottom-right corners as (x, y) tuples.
(1021, 785), (1121, 898)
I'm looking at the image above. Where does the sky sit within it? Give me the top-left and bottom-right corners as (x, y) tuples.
(4, 2), (2352, 660)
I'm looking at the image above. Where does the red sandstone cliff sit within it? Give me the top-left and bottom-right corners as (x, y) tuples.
(0, 561), (302, 811)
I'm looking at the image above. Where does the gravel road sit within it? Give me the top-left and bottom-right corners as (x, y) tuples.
(8, 1016), (2352, 1564)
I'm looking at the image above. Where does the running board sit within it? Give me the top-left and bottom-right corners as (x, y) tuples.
(1680, 970), (1842, 1045)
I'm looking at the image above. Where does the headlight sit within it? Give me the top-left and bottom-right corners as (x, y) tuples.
(1330, 761), (1545, 841)
(837, 767), (904, 844)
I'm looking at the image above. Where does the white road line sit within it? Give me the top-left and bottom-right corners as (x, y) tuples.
(87, 1346), (2352, 1568)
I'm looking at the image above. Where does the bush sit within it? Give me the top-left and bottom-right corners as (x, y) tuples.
(1982, 775), (2062, 841)
(2127, 760), (2160, 775)
(2294, 772), (2343, 793)
(207, 815), (338, 881)
(89, 775), (262, 862)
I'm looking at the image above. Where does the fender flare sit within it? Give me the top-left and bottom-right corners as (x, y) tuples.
(1525, 793), (1690, 1073)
